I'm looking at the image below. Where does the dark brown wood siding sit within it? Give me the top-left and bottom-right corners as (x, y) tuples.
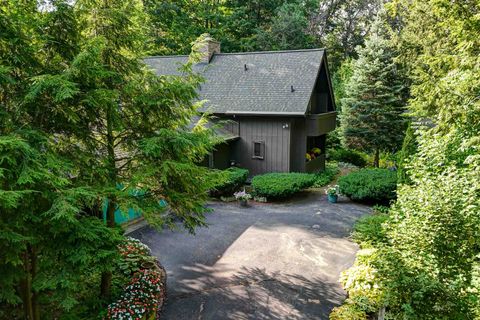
(307, 62), (335, 115)
(232, 117), (291, 176)
(290, 117), (307, 172)
(212, 142), (232, 170)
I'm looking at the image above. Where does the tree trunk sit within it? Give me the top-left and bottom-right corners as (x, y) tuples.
(378, 306), (386, 320)
(21, 246), (40, 320)
(105, 196), (116, 228)
(30, 246), (40, 320)
(374, 148), (380, 168)
(100, 196), (116, 300)
(100, 271), (112, 300)
(21, 249), (33, 320)
(100, 105), (117, 300)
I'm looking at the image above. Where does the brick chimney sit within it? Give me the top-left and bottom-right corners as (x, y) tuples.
(198, 34), (220, 63)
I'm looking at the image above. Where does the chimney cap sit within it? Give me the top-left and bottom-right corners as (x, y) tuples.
(203, 33), (220, 43)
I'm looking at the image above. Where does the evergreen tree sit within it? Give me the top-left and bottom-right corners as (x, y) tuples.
(27, 0), (222, 298)
(1, 0), (223, 317)
(341, 16), (406, 166)
(0, 2), (122, 318)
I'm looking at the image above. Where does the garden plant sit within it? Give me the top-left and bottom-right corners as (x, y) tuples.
(338, 168), (397, 204)
(252, 172), (316, 199)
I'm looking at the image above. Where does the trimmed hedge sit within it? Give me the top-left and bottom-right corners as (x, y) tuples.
(210, 167), (249, 197)
(252, 172), (316, 199)
(338, 168), (397, 204)
(328, 148), (367, 167)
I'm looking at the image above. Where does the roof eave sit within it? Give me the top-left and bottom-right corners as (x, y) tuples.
(221, 111), (305, 117)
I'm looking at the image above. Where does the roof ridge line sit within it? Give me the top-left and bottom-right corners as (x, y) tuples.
(144, 48), (326, 60)
(216, 48), (325, 56)
(144, 55), (189, 59)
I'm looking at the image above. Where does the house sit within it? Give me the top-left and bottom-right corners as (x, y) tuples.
(145, 36), (337, 176)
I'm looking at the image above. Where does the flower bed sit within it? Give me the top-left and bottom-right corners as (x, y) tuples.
(106, 238), (166, 320)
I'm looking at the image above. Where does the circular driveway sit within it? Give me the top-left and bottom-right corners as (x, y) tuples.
(130, 191), (371, 319)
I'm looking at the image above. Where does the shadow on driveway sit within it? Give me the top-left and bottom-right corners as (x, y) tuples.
(130, 191), (371, 319)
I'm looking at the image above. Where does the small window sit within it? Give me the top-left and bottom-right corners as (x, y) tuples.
(252, 141), (264, 159)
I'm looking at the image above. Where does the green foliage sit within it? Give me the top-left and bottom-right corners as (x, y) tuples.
(143, 0), (383, 71)
(328, 148), (367, 167)
(210, 167), (249, 197)
(313, 162), (340, 187)
(325, 127), (342, 150)
(0, 0), (222, 318)
(338, 169), (397, 204)
(330, 302), (368, 320)
(0, 132), (123, 316)
(335, 1), (480, 318)
(397, 122), (417, 184)
(256, 2), (317, 50)
(352, 213), (390, 248)
(378, 0), (480, 316)
(334, 248), (386, 318)
(117, 237), (156, 276)
(252, 172), (316, 199)
(340, 16), (407, 165)
(332, 59), (354, 112)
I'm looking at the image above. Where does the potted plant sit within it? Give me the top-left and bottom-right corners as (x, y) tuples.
(326, 185), (339, 203)
(234, 189), (252, 207)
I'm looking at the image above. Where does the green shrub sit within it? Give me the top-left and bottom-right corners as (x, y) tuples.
(352, 213), (390, 248)
(210, 167), (249, 197)
(252, 172), (316, 199)
(313, 162), (340, 187)
(328, 148), (367, 167)
(330, 302), (368, 320)
(338, 169), (397, 204)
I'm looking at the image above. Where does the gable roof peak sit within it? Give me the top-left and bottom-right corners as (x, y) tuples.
(145, 49), (329, 114)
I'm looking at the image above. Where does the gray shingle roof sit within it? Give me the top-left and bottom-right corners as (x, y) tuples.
(144, 49), (325, 114)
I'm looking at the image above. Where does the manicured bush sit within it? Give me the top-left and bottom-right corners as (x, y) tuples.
(252, 172), (316, 199)
(338, 169), (397, 204)
(210, 167), (249, 197)
(313, 162), (340, 187)
(328, 148), (367, 167)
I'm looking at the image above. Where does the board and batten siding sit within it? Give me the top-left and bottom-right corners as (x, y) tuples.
(234, 117), (291, 176)
(289, 117), (307, 172)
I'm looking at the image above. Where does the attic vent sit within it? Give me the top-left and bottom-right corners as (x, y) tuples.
(291, 85), (295, 92)
(244, 64), (248, 71)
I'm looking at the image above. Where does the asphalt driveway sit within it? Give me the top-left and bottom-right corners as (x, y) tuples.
(130, 191), (371, 320)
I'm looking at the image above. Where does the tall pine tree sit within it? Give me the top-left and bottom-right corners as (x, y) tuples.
(341, 16), (406, 166)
